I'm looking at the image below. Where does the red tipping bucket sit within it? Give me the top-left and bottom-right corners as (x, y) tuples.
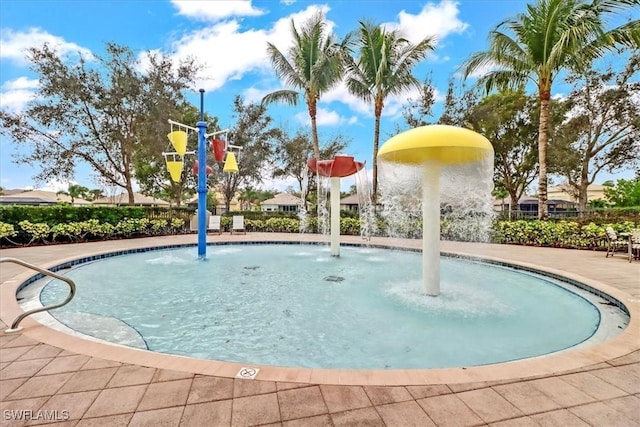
(191, 160), (213, 176)
(211, 139), (227, 162)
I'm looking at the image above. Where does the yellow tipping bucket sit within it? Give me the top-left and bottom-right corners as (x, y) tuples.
(223, 152), (239, 173)
(167, 130), (188, 156)
(166, 160), (184, 182)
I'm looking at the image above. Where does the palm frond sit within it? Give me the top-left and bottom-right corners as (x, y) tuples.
(579, 19), (640, 63)
(461, 51), (498, 80)
(261, 90), (299, 106)
(345, 76), (373, 102)
(266, 42), (305, 90)
(591, 0), (640, 15)
(477, 70), (529, 94)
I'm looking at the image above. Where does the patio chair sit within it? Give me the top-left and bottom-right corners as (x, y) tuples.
(629, 230), (640, 262)
(231, 215), (246, 235)
(208, 215), (222, 235)
(605, 226), (627, 258)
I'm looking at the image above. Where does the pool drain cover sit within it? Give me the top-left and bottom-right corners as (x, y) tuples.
(324, 275), (344, 282)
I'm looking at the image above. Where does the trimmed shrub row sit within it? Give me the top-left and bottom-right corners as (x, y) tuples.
(1, 215), (634, 250)
(1, 218), (186, 246)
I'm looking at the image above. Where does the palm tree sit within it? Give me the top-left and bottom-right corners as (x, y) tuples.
(344, 21), (435, 203)
(262, 11), (347, 160)
(462, 0), (639, 220)
(86, 189), (104, 201)
(238, 186), (260, 211)
(57, 184), (89, 203)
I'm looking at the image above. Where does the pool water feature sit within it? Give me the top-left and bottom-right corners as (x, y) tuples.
(36, 243), (628, 370)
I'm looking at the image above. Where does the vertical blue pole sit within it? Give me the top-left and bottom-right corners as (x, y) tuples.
(196, 89), (207, 259)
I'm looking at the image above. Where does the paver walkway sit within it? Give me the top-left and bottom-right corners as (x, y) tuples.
(1, 234), (639, 426)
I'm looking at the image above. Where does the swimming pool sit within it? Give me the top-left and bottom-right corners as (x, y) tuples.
(37, 243), (627, 369)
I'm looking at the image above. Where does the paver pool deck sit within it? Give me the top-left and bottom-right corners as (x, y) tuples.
(1, 233), (639, 426)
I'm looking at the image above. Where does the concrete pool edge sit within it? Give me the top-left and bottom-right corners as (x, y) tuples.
(1, 235), (638, 386)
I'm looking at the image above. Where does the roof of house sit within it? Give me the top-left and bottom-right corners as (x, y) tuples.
(261, 193), (303, 206)
(547, 184), (607, 194)
(0, 189), (25, 196)
(93, 193), (170, 206)
(493, 196), (577, 206)
(0, 190), (91, 205)
(0, 196), (57, 205)
(340, 194), (360, 204)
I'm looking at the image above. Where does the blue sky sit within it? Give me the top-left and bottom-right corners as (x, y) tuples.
(0, 0), (636, 193)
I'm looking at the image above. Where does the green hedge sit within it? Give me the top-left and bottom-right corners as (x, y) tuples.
(491, 220), (635, 248)
(1, 203), (636, 251)
(0, 217), (187, 246)
(0, 205), (146, 225)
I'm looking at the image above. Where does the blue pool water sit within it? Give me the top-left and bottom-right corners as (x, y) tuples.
(40, 243), (605, 369)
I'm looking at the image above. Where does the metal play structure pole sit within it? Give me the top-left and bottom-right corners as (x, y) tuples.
(165, 91), (233, 260)
(196, 89), (207, 259)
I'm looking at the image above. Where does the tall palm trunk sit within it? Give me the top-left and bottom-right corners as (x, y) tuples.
(537, 87), (550, 220)
(307, 98), (321, 159)
(372, 99), (383, 206)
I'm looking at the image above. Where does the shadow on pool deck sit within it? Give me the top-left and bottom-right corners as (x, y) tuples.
(1, 233), (639, 426)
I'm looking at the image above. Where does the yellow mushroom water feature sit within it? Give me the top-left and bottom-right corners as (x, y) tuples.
(377, 125), (494, 296)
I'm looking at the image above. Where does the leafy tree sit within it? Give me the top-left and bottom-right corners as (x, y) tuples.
(238, 186), (261, 211)
(343, 21), (435, 203)
(550, 54), (640, 212)
(400, 76), (437, 129)
(135, 104), (219, 206)
(400, 78), (481, 130)
(206, 191), (218, 212)
(466, 90), (539, 217)
(462, 0), (639, 220)
(212, 96), (280, 212)
(341, 184), (358, 199)
(493, 186), (509, 212)
(85, 189), (104, 201)
(272, 128), (348, 210)
(262, 11), (347, 159)
(603, 178), (640, 207)
(588, 198), (609, 208)
(255, 189), (277, 203)
(0, 42), (199, 205)
(56, 184), (89, 203)
(437, 79), (481, 127)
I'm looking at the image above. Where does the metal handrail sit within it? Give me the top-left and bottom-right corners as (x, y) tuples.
(1, 257), (76, 332)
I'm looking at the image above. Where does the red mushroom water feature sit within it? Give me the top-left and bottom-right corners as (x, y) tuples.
(307, 155), (365, 257)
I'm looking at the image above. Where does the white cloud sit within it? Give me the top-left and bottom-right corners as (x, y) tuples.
(381, 86), (446, 122)
(323, 83), (371, 115)
(384, 0), (468, 45)
(280, 0), (296, 5)
(316, 1), (461, 118)
(37, 179), (78, 193)
(0, 89), (35, 113)
(294, 107), (358, 127)
(171, 0), (265, 22)
(321, 82), (445, 122)
(166, 5), (330, 91)
(0, 77), (39, 113)
(0, 28), (92, 65)
(242, 86), (273, 104)
(3, 76), (39, 91)
(259, 164), (299, 191)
